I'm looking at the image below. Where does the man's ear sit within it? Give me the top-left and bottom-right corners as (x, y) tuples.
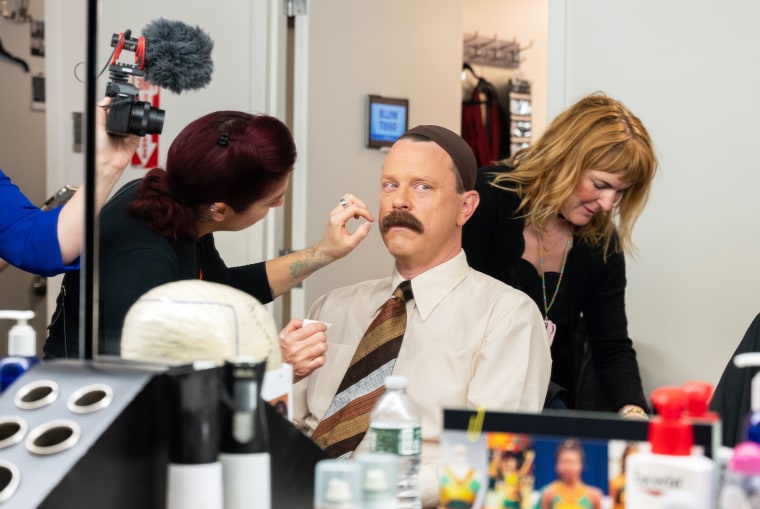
(457, 190), (480, 226)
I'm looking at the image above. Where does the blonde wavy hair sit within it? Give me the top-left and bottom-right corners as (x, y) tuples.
(491, 92), (657, 257)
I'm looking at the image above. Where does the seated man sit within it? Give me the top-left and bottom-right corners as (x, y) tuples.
(282, 125), (552, 508)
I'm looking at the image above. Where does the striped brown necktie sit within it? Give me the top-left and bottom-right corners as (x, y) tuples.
(311, 280), (413, 457)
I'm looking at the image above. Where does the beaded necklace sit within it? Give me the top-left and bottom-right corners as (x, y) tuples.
(538, 233), (572, 346)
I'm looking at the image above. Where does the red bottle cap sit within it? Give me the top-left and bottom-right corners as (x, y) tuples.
(649, 386), (693, 456)
(682, 381), (719, 421)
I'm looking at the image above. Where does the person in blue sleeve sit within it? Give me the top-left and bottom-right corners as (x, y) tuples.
(0, 97), (139, 276)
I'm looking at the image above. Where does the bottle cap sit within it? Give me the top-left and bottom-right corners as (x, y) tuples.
(324, 478), (352, 503)
(384, 375), (407, 390)
(354, 452), (398, 501)
(734, 353), (760, 412)
(314, 459), (360, 507)
(681, 381), (718, 421)
(364, 469), (388, 492)
(729, 441), (760, 475)
(649, 386), (693, 456)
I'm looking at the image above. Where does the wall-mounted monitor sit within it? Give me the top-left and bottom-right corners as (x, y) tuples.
(366, 95), (409, 149)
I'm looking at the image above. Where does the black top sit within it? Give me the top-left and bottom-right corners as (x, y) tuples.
(462, 166), (647, 411)
(44, 179), (272, 359)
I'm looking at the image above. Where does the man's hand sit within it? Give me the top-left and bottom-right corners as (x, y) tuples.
(279, 318), (329, 382)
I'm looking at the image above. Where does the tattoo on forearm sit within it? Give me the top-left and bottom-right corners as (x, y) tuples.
(289, 245), (327, 278)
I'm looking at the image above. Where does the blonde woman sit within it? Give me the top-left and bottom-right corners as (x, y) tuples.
(463, 92), (657, 417)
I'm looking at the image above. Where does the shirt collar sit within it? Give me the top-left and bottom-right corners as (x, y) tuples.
(390, 250), (470, 321)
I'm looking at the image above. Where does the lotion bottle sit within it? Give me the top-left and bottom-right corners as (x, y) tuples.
(625, 386), (715, 509)
(0, 310), (39, 392)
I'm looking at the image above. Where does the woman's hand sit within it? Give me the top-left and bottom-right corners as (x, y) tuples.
(95, 97), (141, 178)
(618, 404), (649, 420)
(316, 193), (374, 263)
(265, 193), (374, 298)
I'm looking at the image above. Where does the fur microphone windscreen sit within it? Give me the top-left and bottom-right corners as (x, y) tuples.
(120, 280), (279, 370)
(141, 18), (214, 94)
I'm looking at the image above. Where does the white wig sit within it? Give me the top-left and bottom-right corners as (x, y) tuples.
(121, 280), (280, 370)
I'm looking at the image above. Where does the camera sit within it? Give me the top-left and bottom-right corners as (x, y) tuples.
(104, 30), (165, 137)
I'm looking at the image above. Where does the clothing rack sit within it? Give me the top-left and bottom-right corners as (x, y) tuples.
(463, 32), (532, 69)
(460, 63), (510, 166)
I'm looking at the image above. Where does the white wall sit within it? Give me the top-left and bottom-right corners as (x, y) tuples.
(549, 0), (760, 396)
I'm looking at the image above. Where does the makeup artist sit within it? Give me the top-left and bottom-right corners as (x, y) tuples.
(462, 92), (658, 417)
(44, 110), (373, 359)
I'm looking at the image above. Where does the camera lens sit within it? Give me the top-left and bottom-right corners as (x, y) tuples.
(128, 101), (165, 136)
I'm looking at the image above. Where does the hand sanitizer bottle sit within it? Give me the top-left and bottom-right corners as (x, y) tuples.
(0, 310), (39, 392)
(625, 386), (715, 509)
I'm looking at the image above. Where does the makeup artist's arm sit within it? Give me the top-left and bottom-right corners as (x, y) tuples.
(264, 193), (374, 298)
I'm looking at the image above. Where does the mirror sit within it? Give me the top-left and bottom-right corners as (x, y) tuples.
(1, 0), (31, 22)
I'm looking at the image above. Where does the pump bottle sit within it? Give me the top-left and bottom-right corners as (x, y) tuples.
(625, 386), (715, 509)
(0, 310), (39, 392)
(732, 352), (760, 444)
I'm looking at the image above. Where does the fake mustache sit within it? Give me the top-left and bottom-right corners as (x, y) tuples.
(381, 211), (424, 234)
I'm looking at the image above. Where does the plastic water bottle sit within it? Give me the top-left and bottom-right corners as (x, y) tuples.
(368, 375), (422, 509)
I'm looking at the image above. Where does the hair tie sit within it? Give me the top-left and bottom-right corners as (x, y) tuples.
(217, 133), (230, 147)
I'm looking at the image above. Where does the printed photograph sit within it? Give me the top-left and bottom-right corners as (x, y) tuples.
(439, 428), (649, 509)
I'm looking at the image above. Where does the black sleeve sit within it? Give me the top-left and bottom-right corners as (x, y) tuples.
(198, 235), (274, 305)
(582, 247), (648, 411)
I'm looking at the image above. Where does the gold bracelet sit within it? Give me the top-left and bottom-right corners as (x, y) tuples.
(619, 405), (648, 419)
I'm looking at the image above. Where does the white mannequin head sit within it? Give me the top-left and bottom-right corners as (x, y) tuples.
(121, 280), (280, 369)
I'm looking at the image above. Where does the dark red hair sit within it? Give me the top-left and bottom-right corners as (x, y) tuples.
(129, 111), (296, 239)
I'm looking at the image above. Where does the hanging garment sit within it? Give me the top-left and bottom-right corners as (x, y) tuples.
(461, 77), (507, 167)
